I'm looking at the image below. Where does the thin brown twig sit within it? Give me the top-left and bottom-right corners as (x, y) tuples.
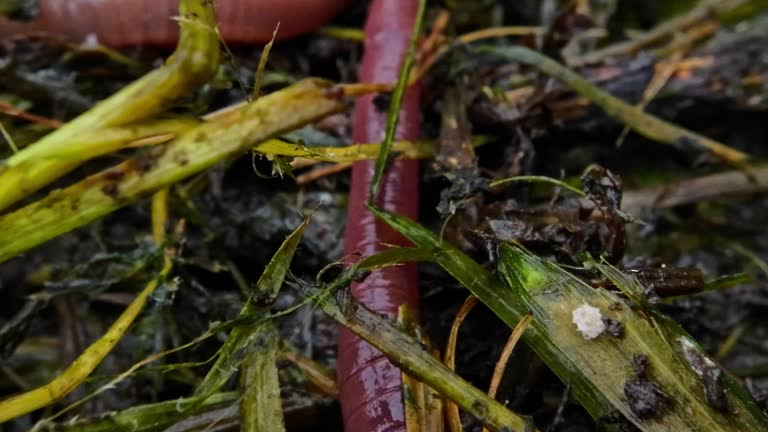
(444, 295), (479, 432)
(568, 0), (739, 66)
(652, 20), (719, 58)
(410, 25), (545, 87)
(420, 9), (450, 59)
(620, 164), (768, 217)
(481, 314), (533, 432)
(0, 101), (64, 129)
(615, 50), (686, 147)
(279, 351), (338, 398)
(295, 162), (354, 185)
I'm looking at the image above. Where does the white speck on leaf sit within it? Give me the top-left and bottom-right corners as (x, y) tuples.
(572, 303), (606, 339)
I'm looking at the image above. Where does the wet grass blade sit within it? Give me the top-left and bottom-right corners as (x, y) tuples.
(194, 220), (308, 398)
(368, 207), (618, 418)
(31, 393), (237, 432)
(368, 0), (427, 201)
(239, 328), (284, 432)
(316, 268), (535, 432)
(372, 208), (768, 430)
(497, 244), (768, 431)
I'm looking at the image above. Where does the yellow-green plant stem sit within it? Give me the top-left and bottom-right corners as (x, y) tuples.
(0, 79), (346, 264)
(31, 392), (238, 432)
(0, 0), (221, 211)
(239, 329), (285, 432)
(41, 119), (200, 158)
(256, 136), (486, 164)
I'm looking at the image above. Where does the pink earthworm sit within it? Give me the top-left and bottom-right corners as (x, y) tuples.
(0, 0), (351, 45)
(337, 0), (422, 431)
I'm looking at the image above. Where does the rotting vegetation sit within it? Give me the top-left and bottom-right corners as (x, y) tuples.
(2, 0), (768, 431)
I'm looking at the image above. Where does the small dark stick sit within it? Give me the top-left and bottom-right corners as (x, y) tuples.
(0, 0), (351, 45)
(337, 1), (422, 431)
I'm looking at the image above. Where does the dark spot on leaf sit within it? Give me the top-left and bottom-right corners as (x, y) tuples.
(101, 182), (119, 198)
(679, 338), (729, 412)
(134, 150), (159, 173)
(609, 301), (624, 311)
(598, 411), (641, 432)
(102, 169), (125, 182)
(624, 354), (672, 419)
(603, 317), (624, 338)
(471, 400), (489, 419)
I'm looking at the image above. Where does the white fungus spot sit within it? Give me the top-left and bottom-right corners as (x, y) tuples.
(81, 33), (100, 49)
(571, 303), (606, 339)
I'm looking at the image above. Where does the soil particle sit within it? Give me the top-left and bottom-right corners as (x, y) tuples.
(624, 354), (672, 420)
(602, 317), (625, 338)
(372, 93), (392, 112)
(678, 337), (729, 412)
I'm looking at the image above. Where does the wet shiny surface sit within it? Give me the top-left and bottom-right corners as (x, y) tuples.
(338, 0), (422, 431)
(0, 0), (352, 46)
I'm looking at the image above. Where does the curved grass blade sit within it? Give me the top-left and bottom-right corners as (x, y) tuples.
(194, 219), (309, 398)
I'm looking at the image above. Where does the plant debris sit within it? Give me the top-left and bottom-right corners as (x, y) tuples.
(3, 1), (768, 431)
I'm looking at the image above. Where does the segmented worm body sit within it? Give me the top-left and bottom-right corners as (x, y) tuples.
(0, 0), (351, 45)
(338, 0), (422, 431)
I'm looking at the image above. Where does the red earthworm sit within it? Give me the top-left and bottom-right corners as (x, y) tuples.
(338, 0), (422, 431)
(0, 0), (351, 46)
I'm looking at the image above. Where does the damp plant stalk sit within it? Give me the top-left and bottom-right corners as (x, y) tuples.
(0, 0), (221, 212)
(0, 79), (346, 264)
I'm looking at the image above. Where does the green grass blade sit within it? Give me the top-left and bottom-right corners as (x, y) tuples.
(32, 393), (237, 432)
(239, 325), (285, 432)
(498, 244), (768, 431)
(368, 0), (427, 201)
(368, 207), (617, 418)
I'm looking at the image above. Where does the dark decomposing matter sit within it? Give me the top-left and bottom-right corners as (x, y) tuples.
(2, 1), (768, 432)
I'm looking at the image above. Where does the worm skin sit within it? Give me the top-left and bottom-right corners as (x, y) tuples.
(338, 1), (421, 431)
(0, 0), (351, 46)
